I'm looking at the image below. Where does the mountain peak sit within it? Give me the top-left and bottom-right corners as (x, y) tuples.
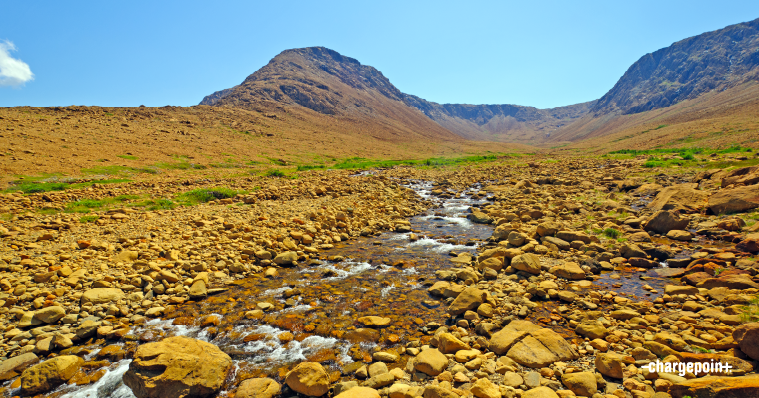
(200, 46), (403, 114)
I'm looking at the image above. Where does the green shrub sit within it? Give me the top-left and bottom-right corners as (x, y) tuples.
(266, 170), (286, 177)
(602, 228), (621, 239)
(176, 187), (241, 205)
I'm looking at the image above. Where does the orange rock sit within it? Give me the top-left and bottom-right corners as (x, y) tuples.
(670, 374), (759, 397)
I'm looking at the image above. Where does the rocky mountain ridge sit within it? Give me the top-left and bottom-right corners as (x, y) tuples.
(591, 17), (759, 116)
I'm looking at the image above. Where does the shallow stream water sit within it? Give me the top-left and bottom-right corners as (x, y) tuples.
(41, 179), (685, 397)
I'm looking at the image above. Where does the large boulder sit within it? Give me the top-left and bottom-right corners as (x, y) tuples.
(733, 323), (759, 361)
(561, 371), (597, 397)
(273, 251), (298, 266)
(33, 306), (66, 324)
(595, 352), (634, 379)
(335, 386), (381, 398)
(643, 210), (690, 234)
(536, 221), (561, 237)
(447, 287), (487, 315)
(0, 352), (38, 381)
(647, 183), (709, 213)
(414, 348), (448, 376)
(285, 362), (330, 397)
(80, 288), (125, 305)
(511, 253), (541, 275)
(467, 211), (493, 224)
(438, 333), (470, 354)
(522, 386), (560, 398)
(506, 328), (579, 368)
(20, 355), (83, 396)
(123, 336), (233, 398)
(236, 378), (281, 398)
(721, 165), (759, 187)
(549, 262), (585, 280)
(471, 378), (501, 398)
(709, 185), (759, 214)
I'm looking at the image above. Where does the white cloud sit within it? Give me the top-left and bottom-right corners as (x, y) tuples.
(0, 40), (34, 87)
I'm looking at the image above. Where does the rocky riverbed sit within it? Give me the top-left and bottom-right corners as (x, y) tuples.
(1, 156), (759, 398)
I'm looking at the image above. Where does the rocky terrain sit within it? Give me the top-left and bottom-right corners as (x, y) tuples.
(0, 150), (758, 397)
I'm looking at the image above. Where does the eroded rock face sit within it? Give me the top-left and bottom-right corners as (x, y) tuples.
(708, 184), (759, 214)
(123, 336), (232, 398)
(20, 355), (83, 396)
(285, 362), (330, 397)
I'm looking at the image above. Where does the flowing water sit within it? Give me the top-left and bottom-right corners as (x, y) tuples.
(41, 179), (682, 397)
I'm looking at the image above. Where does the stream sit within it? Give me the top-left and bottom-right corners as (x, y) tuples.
(35, 178), (681, 398)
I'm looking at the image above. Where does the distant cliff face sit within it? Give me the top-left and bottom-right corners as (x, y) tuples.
(402, 95), (596, 142)
(591, 18), (759, 115)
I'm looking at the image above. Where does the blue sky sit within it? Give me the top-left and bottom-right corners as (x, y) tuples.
(2, 1), (758, 109)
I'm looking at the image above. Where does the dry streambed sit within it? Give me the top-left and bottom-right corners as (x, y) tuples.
(0, 158), (759, 398)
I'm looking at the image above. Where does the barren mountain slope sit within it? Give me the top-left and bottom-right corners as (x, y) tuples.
(200, 47), (462, 144)
(402, 95), (596, 143)
(0, 105), (526, 184)
(202, 47), (595, 145)
(550, 18), (759, 145)
(551, 82), (759, 153)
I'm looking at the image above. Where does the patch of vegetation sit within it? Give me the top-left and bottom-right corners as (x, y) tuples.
(146, 199), (176, 210)
(740, 296), (759, 323)
(65, 195), (139, 213)
(79, 215), (100, 223)
(117, 154), (138, 160)
(154, 161), (207, 170)
(602, 228), (621, 239)
(5, 176), (133, 194)
(175, 187), (244, 205)
(296, 164), (326, 171)
(265, 169), (287, 178)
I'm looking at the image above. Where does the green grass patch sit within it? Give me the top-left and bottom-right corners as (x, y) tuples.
(602, 228), (621, 239)
(740, 296), (759, 323)
(117, 154), (138, 160)
(64, 194), (139, 213)
(265, 170), (287, 178)
(79, 215), (100, 223)
(175, 187), (244, 205)
(5, 177), (133, 194)
(296, 164), (326, 171)
(154, 161), (207, 170)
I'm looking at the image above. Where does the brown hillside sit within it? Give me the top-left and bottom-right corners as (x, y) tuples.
(550, 82), (759, 153)
(201, 47), (462, 144)
(0, 104), (526, 186)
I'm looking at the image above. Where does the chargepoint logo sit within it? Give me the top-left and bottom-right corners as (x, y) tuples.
(642, 359), (732, 376)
